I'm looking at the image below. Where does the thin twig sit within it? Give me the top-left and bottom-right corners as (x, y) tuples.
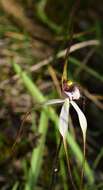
(81, 86), (103, 110)
(11, 110), (31, 153)
(75, 48), (96, 77)
(48, 65), (61, 97)
(0, 40), (100, 89)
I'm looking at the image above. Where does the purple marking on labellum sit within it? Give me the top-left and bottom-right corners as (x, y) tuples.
(62, 80), (81, 101)
(62, 80), (74, 92)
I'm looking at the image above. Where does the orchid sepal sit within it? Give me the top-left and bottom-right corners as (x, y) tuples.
(70, 100), (87, 144)
(59, 98), (70, 139)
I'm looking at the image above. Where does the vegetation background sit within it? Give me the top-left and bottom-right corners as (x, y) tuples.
(0, 0), (103, 189)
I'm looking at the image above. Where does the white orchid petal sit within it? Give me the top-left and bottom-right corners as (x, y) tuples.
(44, 99), (65, 106)
(71, 101), (87, 143)
(59, 98), (70, 139)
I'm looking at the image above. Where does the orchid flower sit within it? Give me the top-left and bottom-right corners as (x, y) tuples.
(44, 82), (87, 145)
(44, 81), (87, 190)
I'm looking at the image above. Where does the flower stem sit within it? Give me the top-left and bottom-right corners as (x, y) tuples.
(63, 138), (78, 190)
(49, 137), (62, 190)
(80, 139), (86, 190)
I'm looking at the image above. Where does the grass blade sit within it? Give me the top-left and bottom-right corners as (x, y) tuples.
(25, 109), (48, 190)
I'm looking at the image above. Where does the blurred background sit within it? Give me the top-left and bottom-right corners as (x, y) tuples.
(0, 0), (103, 190)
